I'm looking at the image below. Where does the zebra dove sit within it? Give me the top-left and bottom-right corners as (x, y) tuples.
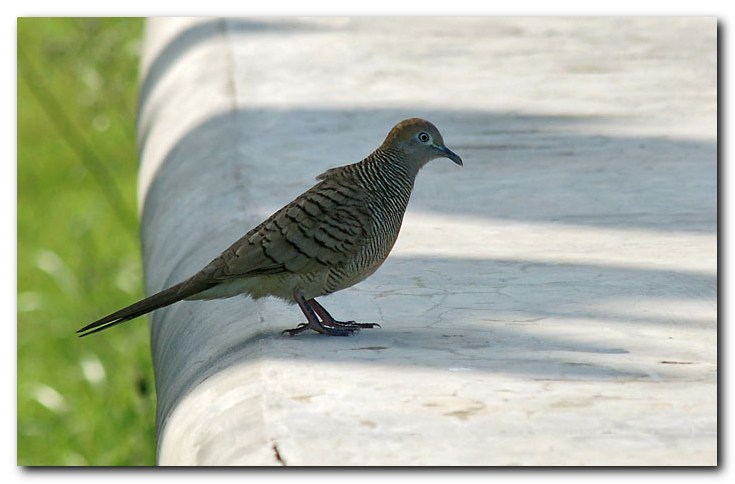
(78, 118), (462, 337)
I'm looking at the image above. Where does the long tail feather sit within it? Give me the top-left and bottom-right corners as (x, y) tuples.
(77, 280), (213, 337)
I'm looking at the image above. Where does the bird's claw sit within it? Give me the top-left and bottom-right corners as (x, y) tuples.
(282, 319), (381, 336)
(282, 320), (358, 337)
(329, 320), (381, 329)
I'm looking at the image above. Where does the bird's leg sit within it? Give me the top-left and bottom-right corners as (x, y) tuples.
(307, 298), (381, 330)
(282, 289), (357, 336)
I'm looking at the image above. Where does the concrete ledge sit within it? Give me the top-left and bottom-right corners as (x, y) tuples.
(137, 17), (717, 465)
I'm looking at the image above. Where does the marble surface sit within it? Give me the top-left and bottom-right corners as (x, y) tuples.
(137, 17), (717, 465)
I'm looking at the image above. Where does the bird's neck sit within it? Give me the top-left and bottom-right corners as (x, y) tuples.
(366, 148), (420, 182)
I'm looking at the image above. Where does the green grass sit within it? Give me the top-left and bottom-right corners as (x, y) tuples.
(17, 18), (156, 466)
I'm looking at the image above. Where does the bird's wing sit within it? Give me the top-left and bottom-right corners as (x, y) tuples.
(200, 178), (371, 281)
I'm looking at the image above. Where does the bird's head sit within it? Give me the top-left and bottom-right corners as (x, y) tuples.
(380, 118), (463, 172)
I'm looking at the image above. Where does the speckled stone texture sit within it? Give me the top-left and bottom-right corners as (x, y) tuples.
(137, 17), (716, 465)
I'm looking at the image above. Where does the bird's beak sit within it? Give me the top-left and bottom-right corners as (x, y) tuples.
(434, 144), (463, 166)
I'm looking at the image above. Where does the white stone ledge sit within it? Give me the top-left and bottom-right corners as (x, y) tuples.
(137, 17), (717, 465)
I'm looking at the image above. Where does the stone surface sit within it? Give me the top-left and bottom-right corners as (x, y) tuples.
(137, 17), (717, 465)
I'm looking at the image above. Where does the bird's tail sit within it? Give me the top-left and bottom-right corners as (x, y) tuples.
(77, 279), (213, 337)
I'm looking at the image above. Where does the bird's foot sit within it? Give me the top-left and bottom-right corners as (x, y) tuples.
(281, 320), (357, 337)
(284, 290), (382, 337)
(307, 297), (380, 333)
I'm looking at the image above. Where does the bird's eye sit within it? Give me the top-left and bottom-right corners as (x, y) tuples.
(417, 132), (432, 144)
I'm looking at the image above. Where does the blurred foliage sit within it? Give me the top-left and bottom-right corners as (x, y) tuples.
(17, 18), (155, 466)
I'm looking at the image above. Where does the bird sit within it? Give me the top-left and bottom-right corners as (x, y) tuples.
(77, 118), (462, 338)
